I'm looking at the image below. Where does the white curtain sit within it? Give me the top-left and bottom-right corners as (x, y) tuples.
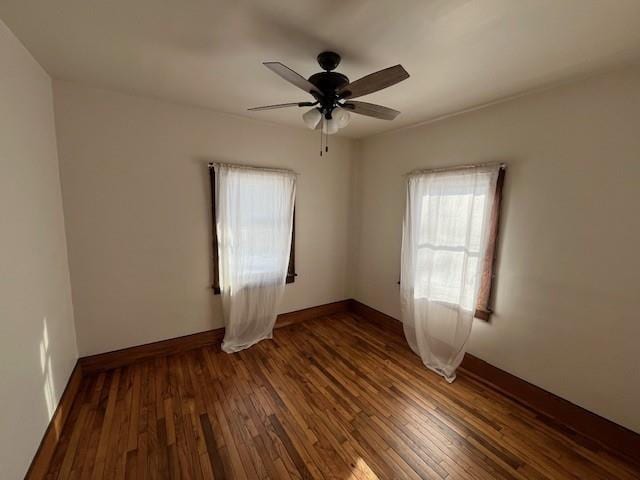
(214, 163), (296, 353)
(400, 165), (501, 382)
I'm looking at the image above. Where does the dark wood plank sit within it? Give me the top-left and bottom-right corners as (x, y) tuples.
(200, 413), (226, 479)
(268, 415), (313, 480)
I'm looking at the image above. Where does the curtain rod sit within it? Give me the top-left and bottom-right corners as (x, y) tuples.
(405, 161), (506, 177)
(208, 162), (299, 176)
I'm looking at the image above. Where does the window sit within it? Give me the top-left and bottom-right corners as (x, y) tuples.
(403, 165), (505, 320)
(209, 166), (296, 294)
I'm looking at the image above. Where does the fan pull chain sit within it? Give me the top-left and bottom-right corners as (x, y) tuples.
(326, 130), (329, 153)
(319, 124), (323, 156)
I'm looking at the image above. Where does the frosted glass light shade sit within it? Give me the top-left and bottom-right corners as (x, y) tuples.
(302, 108), (322, 129)
(322, 118), (339, 135)
(333, 107), (351, 128)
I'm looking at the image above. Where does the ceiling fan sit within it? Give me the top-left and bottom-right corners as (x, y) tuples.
(249, 51), (409, 153)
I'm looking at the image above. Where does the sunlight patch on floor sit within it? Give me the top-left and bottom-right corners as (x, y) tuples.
(347, 457), (379, 479)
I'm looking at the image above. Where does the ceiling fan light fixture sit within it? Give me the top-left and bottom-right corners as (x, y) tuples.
(333, 107), (351, 128)
(302, 108), (322, 129)
(322, 117), (339, 135)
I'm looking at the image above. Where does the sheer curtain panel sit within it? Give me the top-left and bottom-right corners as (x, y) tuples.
(400, 165), (502, 382)
(214, 163), (296, 353)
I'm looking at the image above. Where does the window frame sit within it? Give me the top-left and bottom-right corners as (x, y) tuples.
(473, 166), (505, 321)
(209, 166), (296, 295)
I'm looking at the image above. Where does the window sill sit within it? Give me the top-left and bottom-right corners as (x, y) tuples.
(212, 274), (296, 295)
(398, 281), (493, 321)
(474, 309), (492, 321)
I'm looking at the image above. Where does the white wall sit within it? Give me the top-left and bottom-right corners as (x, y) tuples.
(0, 21), (77, 479)
(352, 65), (640, 433)
(53, 81), (356, 356)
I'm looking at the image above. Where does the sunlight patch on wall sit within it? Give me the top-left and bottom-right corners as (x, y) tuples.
(40, 317), (57, 419)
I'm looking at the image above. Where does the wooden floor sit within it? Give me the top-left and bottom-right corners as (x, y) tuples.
(46, 313), (640, 479)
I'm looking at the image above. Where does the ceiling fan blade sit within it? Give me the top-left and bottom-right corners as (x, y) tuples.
(343, 101), (401, 120)
(248, 101), (315, 111)
(339, 65), (409, 99)
(263, 62), (323, 97)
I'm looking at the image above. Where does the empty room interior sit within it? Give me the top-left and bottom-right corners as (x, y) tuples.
(2, 1), (640, 479)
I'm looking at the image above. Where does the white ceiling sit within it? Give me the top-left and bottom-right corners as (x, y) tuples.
(2, 0), (640, 138)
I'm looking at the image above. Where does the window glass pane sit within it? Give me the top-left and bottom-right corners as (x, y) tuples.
(210, 166), (296, 293)
(413, 172), (492, 310)
(231, 174), (288, 280)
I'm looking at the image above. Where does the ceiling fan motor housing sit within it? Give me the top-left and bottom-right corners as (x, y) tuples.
(308, 72), (349, 96)
(310, 51), (350, 117)
(308, 71), (350, 117)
